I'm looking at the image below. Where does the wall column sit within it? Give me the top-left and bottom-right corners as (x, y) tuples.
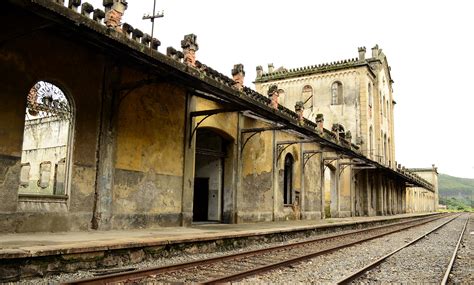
(181, 93), (196, 226)
(92, 63), (120, 230)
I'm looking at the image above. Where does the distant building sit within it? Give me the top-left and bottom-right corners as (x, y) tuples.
(255, 45), (395, 167)
(407, 166), (439, 212)
(255, 45), (437, 214)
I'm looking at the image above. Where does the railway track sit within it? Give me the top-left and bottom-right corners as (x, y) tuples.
(64, 214), (449, 284)
(336, 213), (468, 284)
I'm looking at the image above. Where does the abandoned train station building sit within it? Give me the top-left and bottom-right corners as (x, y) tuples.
(0, 0), (438, 233)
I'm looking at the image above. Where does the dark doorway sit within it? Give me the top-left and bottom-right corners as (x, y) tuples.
(193, 177), (209, 221)
(193, 128), (227, 222)
(283, 153), (294, 204)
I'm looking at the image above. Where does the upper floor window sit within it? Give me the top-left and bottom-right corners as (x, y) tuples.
(301, 85), (313, 110)
(368, 83), (373, 107)
(277, 89), (285, 105)
(369, 126), (373, 157)
(380, 92), (383, 116)
(331, 81), (343, 105)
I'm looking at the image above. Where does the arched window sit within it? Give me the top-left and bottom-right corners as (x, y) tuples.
(331, 81), (343, 105)
(382, 96), (385, 117)
(387, 138), (391, 167)
(368, 83), (373, 107)
(277, 89), (285, 105)
(379, 130), (383, 163)
(283, 153), (294, 204)
(18, 81), (73, 196)
(380, 92), (383, 115)
(369, 126), (373, 157)
(383, 134), (387, 164)
(301, 85), (313, 110)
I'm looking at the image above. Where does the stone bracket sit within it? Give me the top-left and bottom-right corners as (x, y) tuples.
(302, 150), (326, 169)
(276, 139), (319, 161)
(240, 126), (289, 154)
(189, 108), (241, 147)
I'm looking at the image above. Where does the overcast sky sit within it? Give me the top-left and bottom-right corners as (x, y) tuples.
(88, 0), (474, 178)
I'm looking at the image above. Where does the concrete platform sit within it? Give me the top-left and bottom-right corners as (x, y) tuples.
(0, 213), (435, 260)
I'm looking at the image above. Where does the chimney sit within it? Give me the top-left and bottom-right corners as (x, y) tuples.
(268, 63), (274, 73)
(268, 84), (279, 109)
(315, 114), (324, 134)
(104, 0), (127, 32)
(371, 44), (379, 58)
(295, 101), (304, 125)
(358, 46), (366, 61)
(331, 124), (340, 141)
(181, 34), (199, 67)
(256, 65), (263, 78)
(345, 130), (352, 142)
(231, 64), (245, 90)
(68, 0), (81, 12)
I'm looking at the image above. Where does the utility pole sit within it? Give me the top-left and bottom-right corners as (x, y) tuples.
(142, 0), (164, 39)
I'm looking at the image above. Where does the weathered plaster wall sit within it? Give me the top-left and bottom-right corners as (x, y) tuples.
(339, 161), (352, 217)
(19, 117), (69, 195)
(195, 98), (238, 140)
(113, 82), (186, 228)
(239, 117), (274, 222)
(301, 144), (322, 219)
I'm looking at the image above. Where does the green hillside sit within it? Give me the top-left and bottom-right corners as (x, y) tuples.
(438, 173), (473, 210)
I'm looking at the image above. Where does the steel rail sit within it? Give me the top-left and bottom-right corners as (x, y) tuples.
(441, 214), (469, 285)
(64, 214), (446, 285)
(203, 214), (450, 284)
(335, 214), (462, 284)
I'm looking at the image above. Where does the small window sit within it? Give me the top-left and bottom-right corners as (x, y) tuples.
(368, 83), (373, 107)
(331, 82), (343, 105)
(387, 138), (391, 167)
(301, 85), (313, 110)
(283, 153), (294, 204)
(380, 92), (383, 115)
(277, 89), (285, 105)
(369, 126), (373, 157)
(39, 162), (51, 189)
(19, 163), (31, 187)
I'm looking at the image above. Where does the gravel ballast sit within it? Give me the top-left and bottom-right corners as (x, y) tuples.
(241, 214), (467, 284)
(351, 213), (470, 283)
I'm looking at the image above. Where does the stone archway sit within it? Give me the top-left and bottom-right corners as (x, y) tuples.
(323, 163), (338, 218)
(193, 128), (232, 222)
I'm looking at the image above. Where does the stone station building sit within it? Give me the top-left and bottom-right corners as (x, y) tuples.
(0, 0), (437, 233)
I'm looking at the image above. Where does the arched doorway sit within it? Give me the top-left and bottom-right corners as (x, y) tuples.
(323, 163), (338, 218)
(193, 128), (228, 222)
(283, 153), (294, 205)
(18, 81), (73, 196)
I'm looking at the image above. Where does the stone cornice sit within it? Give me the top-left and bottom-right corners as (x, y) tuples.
(255, 59), (377, 83)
